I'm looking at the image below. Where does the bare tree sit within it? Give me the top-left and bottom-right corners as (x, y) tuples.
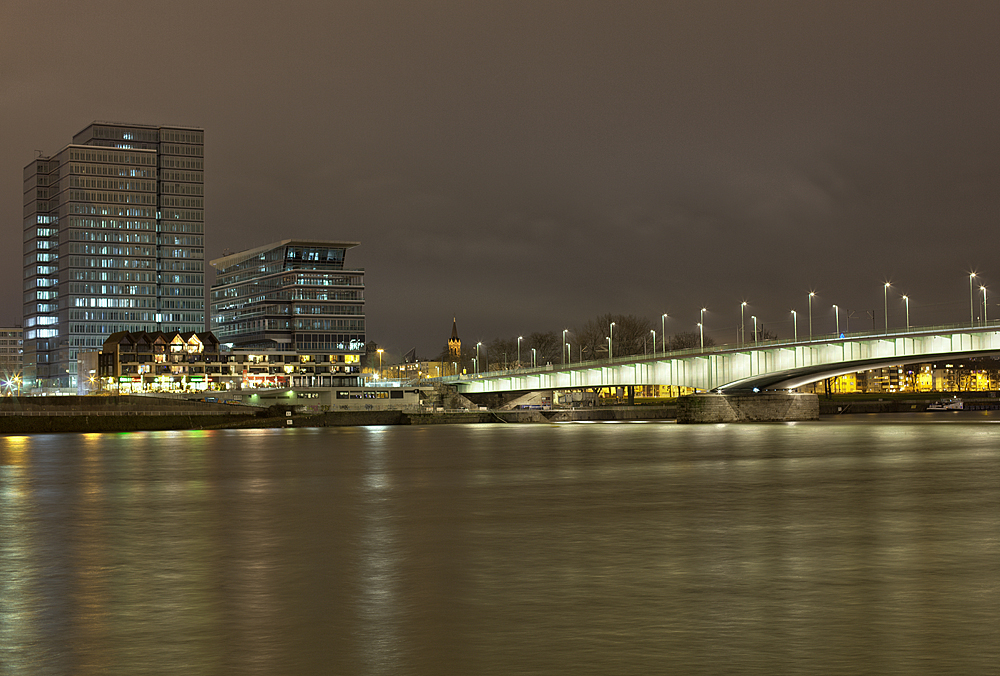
(670, 331), (716, 350)
(574, 313), (654, 359)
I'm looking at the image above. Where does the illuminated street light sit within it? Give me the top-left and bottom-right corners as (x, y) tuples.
(833, 304), (840, 337)
(752, 315), (758, 346)
(377, 348), (383, 380)
(476, 342), (482, 374)
(791, 310), (797, 342)
(698, 322), (703, 350)
(982, 286), (989, 325)
(562, 329), (568, 365)
(650, 329), (656, 356)
(531, 347), (536, 368)
(610, 322), (616, 360)
(902, 295), (910, 330)
(884, 282), (891, 333)
(566, 342), (571, 364)
(970, 273), (977, 327)
(661, 314), (668, 353)
(808, 292), (815, 339)
(517, 336), (523, 369)
(740, 301), (747, 347)
(606, 336), (611, 360)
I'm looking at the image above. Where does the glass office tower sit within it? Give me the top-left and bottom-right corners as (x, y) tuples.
(210, 239), (365, 356)
(23, 122), (205, 389)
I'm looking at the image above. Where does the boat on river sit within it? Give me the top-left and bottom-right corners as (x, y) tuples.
(927, 397), (963, 411)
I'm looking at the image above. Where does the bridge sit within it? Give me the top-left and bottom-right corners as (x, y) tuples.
(442, 323), (1000, 395)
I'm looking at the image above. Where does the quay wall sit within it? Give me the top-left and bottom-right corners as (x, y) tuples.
(677, 393), (819, 423)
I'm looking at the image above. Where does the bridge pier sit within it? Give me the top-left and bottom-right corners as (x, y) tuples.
(676, 392), (818, 423)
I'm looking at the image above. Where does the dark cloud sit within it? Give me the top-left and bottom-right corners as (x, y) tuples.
(2, 1), (999, 355)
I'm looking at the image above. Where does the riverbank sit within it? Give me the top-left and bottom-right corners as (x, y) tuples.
(0, 404), (678, 434)
(4, 394), (1000, 434)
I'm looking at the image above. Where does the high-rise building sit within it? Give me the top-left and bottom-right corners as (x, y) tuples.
(23, 122), (205, 389)
(210, 239), (365, 359)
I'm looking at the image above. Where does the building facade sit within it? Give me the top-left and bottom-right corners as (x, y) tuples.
(23, 121), (205, 389)
(210, 239), (365, 357)
(87, 330), (362, 394)
(0, 326), (24, 393)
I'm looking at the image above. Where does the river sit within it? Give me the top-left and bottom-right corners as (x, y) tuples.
(2, 416), (999, 675)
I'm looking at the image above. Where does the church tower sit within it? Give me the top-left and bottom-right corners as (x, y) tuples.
(448, 317), (461, 360)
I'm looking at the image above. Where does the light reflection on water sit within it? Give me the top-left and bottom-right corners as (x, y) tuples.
(1, 420), (999, 675)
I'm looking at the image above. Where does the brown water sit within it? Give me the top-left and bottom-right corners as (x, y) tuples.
(2, 418), (999, 675)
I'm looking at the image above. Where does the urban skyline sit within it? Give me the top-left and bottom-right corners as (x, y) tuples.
(3, 3), (1000, 359)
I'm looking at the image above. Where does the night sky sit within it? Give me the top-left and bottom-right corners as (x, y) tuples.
(3, 2), (999, 358)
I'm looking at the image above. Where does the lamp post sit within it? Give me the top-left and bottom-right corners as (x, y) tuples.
(884, 282), (891, 333)
(650, 329), (656, 356)
(752, 315), (758, 346)
(606, 336), (611, 360)
(476, 342), (482, 374)
(566, 342), (571, 364)
(982, 286), (989, 325)
(791, 310), (797, 341)
(833, 304), (840, 336)
(808, 292), (815, 339)
(970, 272), (977, 327)
(902, 295), (910, 330)
(562, 329), (568, 365)
(661, 314), (668, 353)
(609, 322), (615, 360)
(698, 322), (704, 350)
(517, 336), (523, 369)
(376, 348), (383, 380)
(740, 301), (747, 347)
(531, 348), (536, 368)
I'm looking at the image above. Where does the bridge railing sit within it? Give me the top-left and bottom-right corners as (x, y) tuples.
(431, 319), (1000, 384)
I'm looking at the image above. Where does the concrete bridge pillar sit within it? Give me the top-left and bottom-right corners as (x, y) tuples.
(676, 392), (818, 423)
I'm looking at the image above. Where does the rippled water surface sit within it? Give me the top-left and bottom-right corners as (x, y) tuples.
(2, 418), (999, 675)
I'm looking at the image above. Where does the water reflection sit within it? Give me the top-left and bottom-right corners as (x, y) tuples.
(0, 421), (998, 675)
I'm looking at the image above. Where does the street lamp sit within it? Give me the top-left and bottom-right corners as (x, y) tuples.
(476, 342), (482, 374)
(808, 292), (815, 339)
(566, 342), (571, 364)
(562, 329), (568, 365)
(791, 310), (797, 341)
(376, 348), (383, 380)
(661, 313), (668, 353)
(970, 272), (977, 327)
(650, 329), (656, 356)
(752, 315), (758, 346)
(606, 336), (611, 360)
(609, 322), (616, 360)
(740, 301), (747, 347)
(902, 295), (910, 330)
(833, 304), (840, 336)
(982, 286), (989, 325)
(884, 282), (891, 333)
(698, 322), (704, 350)
(531, 347), (536, 368)
(517, 336), (523, 369)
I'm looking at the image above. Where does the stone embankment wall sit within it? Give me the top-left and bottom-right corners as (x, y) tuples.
(676, 393), (819, 423)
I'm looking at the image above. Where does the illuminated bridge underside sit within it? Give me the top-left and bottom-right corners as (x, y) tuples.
(446, 327), (1000, 395)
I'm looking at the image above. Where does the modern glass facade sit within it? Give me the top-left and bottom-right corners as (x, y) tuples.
(22, 122), (205, 389)
(210, 240), (365, 359)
